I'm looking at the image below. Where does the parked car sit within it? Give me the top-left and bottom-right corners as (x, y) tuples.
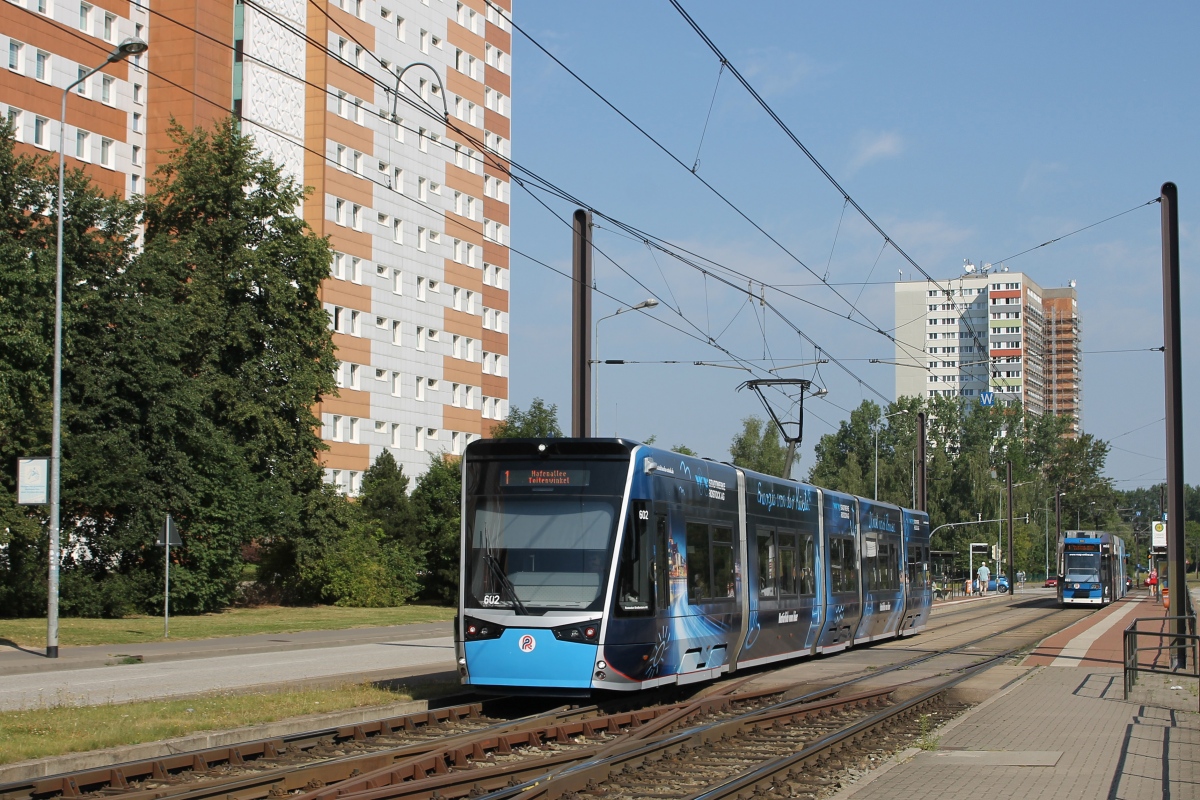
(1044, 576), (1059, 588)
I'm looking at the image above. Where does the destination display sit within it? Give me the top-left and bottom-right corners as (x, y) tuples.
(502, 468), (590, 487)
(1064, 542), (1100, 552)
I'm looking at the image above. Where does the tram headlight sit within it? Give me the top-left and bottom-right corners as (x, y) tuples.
(596, 660), (607, 670)
(551, 620), (603, 644)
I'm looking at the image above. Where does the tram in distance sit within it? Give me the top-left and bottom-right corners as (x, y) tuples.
(455, 438), (933, 695)
(1056, 530), (1127, 606)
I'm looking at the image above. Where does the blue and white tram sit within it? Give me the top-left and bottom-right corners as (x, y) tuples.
(456, 438), (932, 694)
(1056, 531), (1127, 607)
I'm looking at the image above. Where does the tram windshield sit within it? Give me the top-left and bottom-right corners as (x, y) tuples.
(1065, 551), (1101, 583)
(464, 458), (627, 614)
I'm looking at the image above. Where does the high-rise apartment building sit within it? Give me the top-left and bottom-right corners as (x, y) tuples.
(2, 0), (512, 492)
(894, 267), (1080, 433)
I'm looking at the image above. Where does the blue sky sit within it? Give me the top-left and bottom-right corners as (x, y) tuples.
(504, 1), (1199, 488)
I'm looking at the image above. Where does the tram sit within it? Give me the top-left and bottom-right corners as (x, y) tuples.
(455, 438), (933, 695)
(1056, 530), (1127, 606)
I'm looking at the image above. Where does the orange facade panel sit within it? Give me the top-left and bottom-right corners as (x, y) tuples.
(482, 240), (508, 268)
(484, 109), (509, 140)
(322, 277), (372, 307)
(484, 67), (509, 97)
(447, 18), (485, 56)
(330, 331), (372, 362)
(483, 197), (509, 226)
(991, 289), (1021, 299)
(325, 6), (377, 51)
(481, 373), (507, 397)
(442, 308), (481, 336)
(323, 164), (376, 207)
(484, 20), (511, 53)
(444, 163), (484, 194)
(326, 59), (377, 105)
(325, 224), (373, 255)
(481, 285), (508, 313)
(443, 405), (482, 432)
(446, 68), (484, 106)
(319, 441), (370, 470)
(481, 328), (507, 355)
(0, 73), (130, 143)
(442, 357), (483, 384)
(443, 260), (483, 290)
(318, 387), (371, 418)
(149, 0), (233, 166)
(445, 211), (483, 246)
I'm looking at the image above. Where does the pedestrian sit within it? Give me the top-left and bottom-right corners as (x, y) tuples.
(1148, 567), (1158, 600)
(977, 562), (991, 596)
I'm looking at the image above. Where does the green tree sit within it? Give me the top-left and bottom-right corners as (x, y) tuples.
(359, 449), (419, 557)
(0, 122), (141, 616)
(411, 453), (463, 604)
(729, 416), (787, 477)
(490, 398), (563, 438)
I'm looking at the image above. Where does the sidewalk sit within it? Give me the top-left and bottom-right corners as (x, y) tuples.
(833, 586), (1200, 800)
(0, 621), (452, 675)
(0, 622), (457, 712)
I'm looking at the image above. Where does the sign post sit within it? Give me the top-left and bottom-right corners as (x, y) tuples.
(156, 515), (181, 638)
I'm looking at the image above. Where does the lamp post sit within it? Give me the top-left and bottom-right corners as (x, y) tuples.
(592, 298), (657, 436)
(874, 409), (908, 500)
(48, 37), (148, 658)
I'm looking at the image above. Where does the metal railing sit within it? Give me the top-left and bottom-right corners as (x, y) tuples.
(1123, 606), (1199, 706)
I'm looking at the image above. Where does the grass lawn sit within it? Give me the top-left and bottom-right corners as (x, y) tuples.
(0, 683), (426, 764)
(0, 605), (455, 648)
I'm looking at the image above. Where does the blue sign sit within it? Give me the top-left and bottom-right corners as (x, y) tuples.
(980, 391), (995, 407)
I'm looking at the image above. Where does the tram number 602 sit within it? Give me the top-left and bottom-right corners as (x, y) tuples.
(482, 594), (502, 606)
(638, 509), (649, 520)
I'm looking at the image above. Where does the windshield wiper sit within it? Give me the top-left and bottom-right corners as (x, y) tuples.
(482, 528), (529, 615)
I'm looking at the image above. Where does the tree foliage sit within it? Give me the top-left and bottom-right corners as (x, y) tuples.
(0, 118), (338, 616)
(806, 395), (1124, 579)
(490, 398), (563, 438)
(411, 453), (463, 604)
(729, 415), (788, 477)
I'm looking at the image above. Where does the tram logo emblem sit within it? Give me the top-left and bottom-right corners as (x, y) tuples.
(518, 634), (536, 653)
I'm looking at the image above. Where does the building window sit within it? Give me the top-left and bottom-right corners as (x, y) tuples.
(132, 112), (142, 132)
(79, 2), (91, 32)
(391, 423), (402, 448)
(35, 50), (49, 82)
(415, 427), (424, 450)
(348, 417), (360, 443)
(103, 11), (115, 40)
(99, 137), (113, 167)
(330, 414), (343, 441)
(8, 41), (23, 72)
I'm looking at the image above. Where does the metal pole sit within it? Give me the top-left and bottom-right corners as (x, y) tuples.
(45, 40), (147, 659)
(571, 209), (592, 438)
(47, 83), (69, 660)
(916, 412), (927, 511)
(1006, 461), (1015, 593)
(1160, 181), (1186, 669)
(874, 424), (879, 501)
(164, 536), (170, 639)
(1044, 497), (1049, 581)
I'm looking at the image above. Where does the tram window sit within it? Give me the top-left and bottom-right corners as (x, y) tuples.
(869, 541), (899, 591)
(712, 526), (734, 598)
(757, 530), (777, 598)
(656, 514), (670, 610)
(777, 530), (797, 596)
(830, 537), (858, 592)
(616, 502), (653, 616)
(686, 522), (710, 602)
(798, 534), (816, 595)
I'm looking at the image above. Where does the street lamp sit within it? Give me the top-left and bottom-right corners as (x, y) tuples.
(48, 37), (148, 658)
(592, 298), (658, 436)
(874, 409), (908, 500)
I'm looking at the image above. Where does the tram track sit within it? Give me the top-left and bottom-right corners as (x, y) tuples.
(1, 598), (1090, 800)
